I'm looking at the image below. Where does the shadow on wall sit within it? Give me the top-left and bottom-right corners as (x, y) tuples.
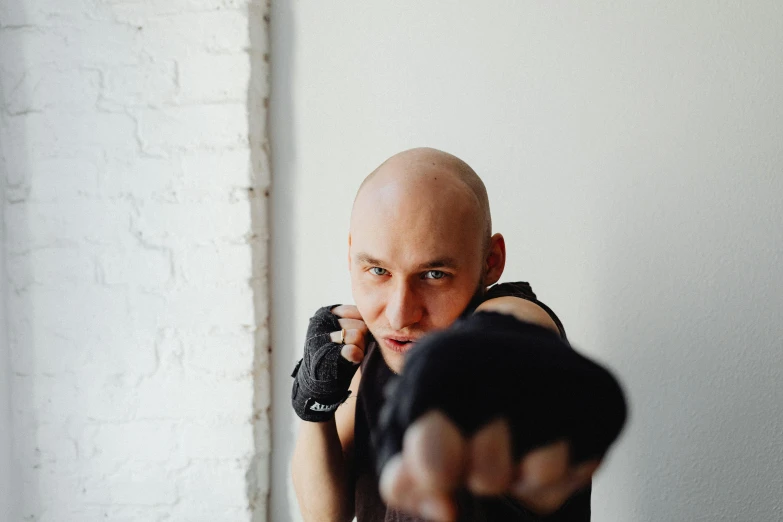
(0, 83), (14, 522)
(267, 0), (299, 521)
(0, 13), (38, 520)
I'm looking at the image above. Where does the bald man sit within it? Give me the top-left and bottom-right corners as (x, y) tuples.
(290, 148), (625, 522)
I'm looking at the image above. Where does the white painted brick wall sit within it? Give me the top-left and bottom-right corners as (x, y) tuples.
(1, 126), (12, 522)
(0, 0), (270, 520)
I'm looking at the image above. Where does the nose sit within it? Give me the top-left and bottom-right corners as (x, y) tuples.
(385, 279), (423, 332)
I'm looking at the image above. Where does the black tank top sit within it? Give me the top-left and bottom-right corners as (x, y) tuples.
(353, 282), (591, 522)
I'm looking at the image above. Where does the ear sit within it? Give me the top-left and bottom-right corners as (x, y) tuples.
(347, 232), (352, 271)
(483, 233), (506, 287)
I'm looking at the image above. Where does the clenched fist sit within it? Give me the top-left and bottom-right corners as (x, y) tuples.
(291, 304), (369, 422)
(379, 413), (599, 520)
(374, 311), (627, 521)
(328, 304), (369, 364)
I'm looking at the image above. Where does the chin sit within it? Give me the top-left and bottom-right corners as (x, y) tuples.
(378, 346), (405, 374)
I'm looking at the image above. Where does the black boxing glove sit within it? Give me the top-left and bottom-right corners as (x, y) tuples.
(291, 305), (360, 422)
(374, 311), (627, 474)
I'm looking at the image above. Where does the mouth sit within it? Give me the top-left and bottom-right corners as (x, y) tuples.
(382, 337), (417, 353)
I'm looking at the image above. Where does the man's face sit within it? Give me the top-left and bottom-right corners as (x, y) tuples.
(349, 175), (486, 373)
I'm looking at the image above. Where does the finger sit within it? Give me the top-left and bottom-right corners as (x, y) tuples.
(465, 418), (513, 496)
(340, 344), (364, 364)
(513, 481), (577, 515)
(416, 494), (456, 522)
(403, 411), (466, 493)
(379, 455), (456, 522)
(518, 459), (599, 515)
(338, 317), (368, 333)
(330, 304), (362, 320)
(511, 439), (570, 495)
(379, 454), (422, 514)
(330, 329), (365, 350)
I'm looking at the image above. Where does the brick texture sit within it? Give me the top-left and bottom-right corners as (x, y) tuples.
(0, 0), (270, 520)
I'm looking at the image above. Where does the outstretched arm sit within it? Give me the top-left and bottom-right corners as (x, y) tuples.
(375, 297), (627, 521)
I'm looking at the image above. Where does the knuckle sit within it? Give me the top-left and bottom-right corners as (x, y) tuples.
(538, 493), (569, 514)
(339, 318), (367, 331)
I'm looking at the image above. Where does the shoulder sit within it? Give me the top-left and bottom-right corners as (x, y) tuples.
(474, 295), (561, 336)
(476, 281), (568, 339)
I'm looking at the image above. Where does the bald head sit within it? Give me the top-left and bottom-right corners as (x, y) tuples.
(352, 147), (492, 253)
(348, 149), (503, 371)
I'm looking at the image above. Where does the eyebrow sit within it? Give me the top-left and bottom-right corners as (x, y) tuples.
(355, 252), (460, 270)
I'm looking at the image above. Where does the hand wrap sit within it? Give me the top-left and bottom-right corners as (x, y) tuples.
(291, 305), (359, 422)
(374, 311), (627, 474)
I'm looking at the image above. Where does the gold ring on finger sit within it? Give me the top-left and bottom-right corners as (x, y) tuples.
(340, 328), (346, 344)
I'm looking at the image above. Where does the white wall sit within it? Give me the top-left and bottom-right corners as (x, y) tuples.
(0, 1), (270, 520)
(270, 2), (783, 521)
(1, 134), (13, 522)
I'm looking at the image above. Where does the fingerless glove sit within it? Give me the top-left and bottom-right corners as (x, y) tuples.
(291, 305), (360, 422)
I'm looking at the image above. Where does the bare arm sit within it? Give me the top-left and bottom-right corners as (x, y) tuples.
(291, 356), (362, 522)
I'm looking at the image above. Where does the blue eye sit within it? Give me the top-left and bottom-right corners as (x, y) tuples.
(424, 270), (446, 280)
(370, 267), (388, 276)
